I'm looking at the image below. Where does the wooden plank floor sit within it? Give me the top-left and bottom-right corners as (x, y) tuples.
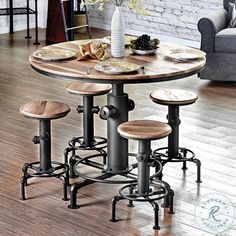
(0, 29), (236, 236)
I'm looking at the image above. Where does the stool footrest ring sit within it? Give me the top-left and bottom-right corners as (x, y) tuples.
(153, 147), (195, 163)
(68, 136), (107, 150)
(119, 182), (168, 202)
(22, 161), (68, 178)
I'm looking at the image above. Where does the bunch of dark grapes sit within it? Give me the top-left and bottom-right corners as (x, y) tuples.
(136, 35), (151, 50)
(130, 34), (159, 50)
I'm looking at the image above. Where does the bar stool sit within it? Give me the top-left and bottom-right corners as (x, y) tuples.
(20, 101), (70, 201)
(110, 120), (175, 230)
(150, 89), (202, 183)
(64, 82), (112, 178)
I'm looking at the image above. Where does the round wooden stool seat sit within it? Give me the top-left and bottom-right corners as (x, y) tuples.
(67, 82), (112, 96)
(118, 120), (172, 140)
(20, 101), (70, 119)
(150, 89), (198, 106)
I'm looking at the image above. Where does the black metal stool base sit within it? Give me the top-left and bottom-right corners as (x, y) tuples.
(110, 182), (174, 230)
(110, 138), (174, 230)
(153, 147), (202, 183)
(20, 161), (69, 201)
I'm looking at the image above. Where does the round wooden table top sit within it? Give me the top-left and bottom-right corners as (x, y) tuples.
(29, 40), (206, 84)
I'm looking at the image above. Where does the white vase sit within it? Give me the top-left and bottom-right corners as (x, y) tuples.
(111, 6), (125, 58)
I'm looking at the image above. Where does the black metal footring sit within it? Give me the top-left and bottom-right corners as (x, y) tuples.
(110, 183), (174, 230)
(153, 147), (201, 182)
(20, 161), (69, 201)
(65, 146), (107, 179)
(67, 152), (139, 209)
(73, 153), (138, 184)
(68, 136), (107, 150)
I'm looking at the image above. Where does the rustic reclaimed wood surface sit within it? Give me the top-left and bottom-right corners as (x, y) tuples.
(150, 89), (198, 106)
(118, 120), (172, 140)
(20, 101), (71, 119)
(67, 82), (112, 96)
(29, 41), (206, 83)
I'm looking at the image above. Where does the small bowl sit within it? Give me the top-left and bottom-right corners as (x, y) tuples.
(131, 48), (157, 55)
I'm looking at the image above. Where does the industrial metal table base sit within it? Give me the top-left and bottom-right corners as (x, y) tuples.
(68, 84), (137, 209)
(153, 105), (202, 183)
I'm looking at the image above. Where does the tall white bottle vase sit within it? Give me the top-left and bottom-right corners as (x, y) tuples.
(111, 6), (125, 58)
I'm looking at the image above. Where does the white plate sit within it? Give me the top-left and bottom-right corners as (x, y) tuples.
(95, 61), (140, 74)
(166, 48), (206, 61)
(102, 35), (137, 46)
(131, 48), (157, 55)
(33, 48), (76, 61)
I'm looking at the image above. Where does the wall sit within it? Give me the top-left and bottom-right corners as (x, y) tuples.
(88, 0), (222, 44)
(0, 0), (223, 44)
(38, 0), (48, 28)
(0, 0), (47, 34)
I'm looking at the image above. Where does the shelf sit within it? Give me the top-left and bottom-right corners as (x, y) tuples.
(0, 7), (35, 15)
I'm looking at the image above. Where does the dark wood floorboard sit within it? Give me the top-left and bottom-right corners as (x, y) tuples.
(0, 28), (236, 236)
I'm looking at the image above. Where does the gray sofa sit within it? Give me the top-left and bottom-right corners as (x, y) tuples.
(198, 0), (236, 82)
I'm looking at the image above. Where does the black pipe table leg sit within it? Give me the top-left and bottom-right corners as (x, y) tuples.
(106, 84), (129, 173)
(68, 174), (111, 209)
